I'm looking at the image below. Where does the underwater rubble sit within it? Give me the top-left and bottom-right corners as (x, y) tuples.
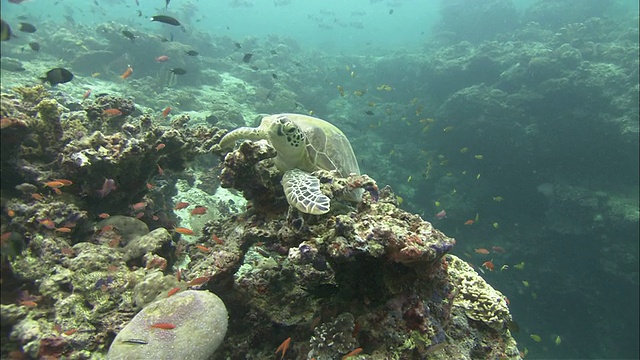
(0, 87), (520, 359)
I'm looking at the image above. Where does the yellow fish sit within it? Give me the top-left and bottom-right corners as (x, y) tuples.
(460, 147), (469, 153)
(514, 261), (525, 270)
(376, 84), (393, 91)
(367, 101), (376, 107)
(407, 175), (412, 183)
(555, 335), (561, 345)
(415, 105), (423, 116)
(337, 85), (345, 97)
(91, 72), (101, 77)
(474, 154), (484, 160)
(308, 110), (314, 115)
(493, 196), (504, 202)
(422, 125), (431, 133)
(530, 334), (542, 342)
(396, 196), (404, 204)
(350, 71), (356, 78)
(522, 280), (530, 287)
(434, 201), (441, 207)
(476, 173), (481, 180)
(446, 172), (453, 177)
(353, 90), (365, 97)
(500, 264), (509, 271)
(440, 159), (449, 166)
(443, 126), (454, 132)
(474, 213), (480, 223)
(493, 222), (500, 229)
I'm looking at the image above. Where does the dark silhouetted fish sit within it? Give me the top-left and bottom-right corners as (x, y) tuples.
(18, 22), (36, 33)
(151, 15), (181, 26)
(234, 42), (242, 49)
(1, 19), (12, 41)
(242, 53), (253, 62)
(41, 68), (73, 86)
(170, 68), (186, 75)
(28, 42), (40, 51)
(165, 0), (170, 10)
(122, 30), (135, 41)
(185, 50), (198, 56)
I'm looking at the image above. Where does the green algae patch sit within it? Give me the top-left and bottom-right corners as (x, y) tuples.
(107, 290), (228, 360)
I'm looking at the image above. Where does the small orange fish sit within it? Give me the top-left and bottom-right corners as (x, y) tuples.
(44, 181), (65, 188)
(31, 193), (44, 200)
(491, 246), (506, 253)
(135, 212), (145, 219)
(162, 106), (171, 117)
(157, 164), (164, 175)
(152, 215), (159, 221)
(7, 209), (15, 217)
(212, 234), (224, 245)
(63, 328), (78, 336)
(1, 232), (13, 243)
(167, 287), (181, 297)
(83, 89), (92, 99)
(131, 202), (147, 211)
(474, 248), (490, 255)
(146, 183), (155, 190)
(52, 187), (62, 195)
(482, 260), (495, 271)
(53, 179), (73, 186)
(174, 202), (190, 210)
(150, 322), (176, 330)
(156, 143), (166, 151)
(39, 219), (56, 229)
(343, 347), (363, 359)
(195, 244), (210, 253)
(275, 337), (291, 360)
(190, 206), (207, 215)
(100, 225), (115, 233)
(174, 227), (194, 235)
(120, 65), (133, 79)
(103, 108), (123, 116)
(98, 213), (110, 219)
(464, 219), (475, 225)
(55, 227), (72, 233)
(188, 276), (211, 286)
(19, 300), (38, 307)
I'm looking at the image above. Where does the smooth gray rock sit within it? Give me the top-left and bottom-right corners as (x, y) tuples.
(107, 290), (228, 360)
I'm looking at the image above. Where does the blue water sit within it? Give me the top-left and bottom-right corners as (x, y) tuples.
(1, 0), (638, 359)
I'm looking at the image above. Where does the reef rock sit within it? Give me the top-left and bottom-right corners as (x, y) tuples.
(107, 290), (228, 360)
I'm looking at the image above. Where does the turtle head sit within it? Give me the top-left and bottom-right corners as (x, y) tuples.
(267, 114), (304, 148)
(263, 114), (307, 169)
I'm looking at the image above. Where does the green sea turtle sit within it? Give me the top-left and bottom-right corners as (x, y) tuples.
(218, 113), (362, 214)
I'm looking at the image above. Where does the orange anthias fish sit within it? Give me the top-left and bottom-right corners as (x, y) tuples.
(275, 337), (291, 360)
(103, 109), (123, 117)
(120, 65), (133, 79)
(190, 206), (207, 215)
(174, 202), (189, 210)
(155, 143), (166, 151)
(474, 248), (490, 255)
(464, 219), (475, 225)
(44, 181), (66, 188)
(54, 179), (73, 186)
(150, 322), (176, 330)
(162, 106), (171, 117)
(195, 244), (210, 253)
(482, 260), (495, 271)
(174, 227), (194, 235)
(83, 89), (92, 99)
(167, 287), (181, 297)
(187, 276), (211, 286)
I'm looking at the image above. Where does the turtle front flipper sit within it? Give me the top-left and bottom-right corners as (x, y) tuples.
(281, 169), (330, 214)
(218, 126), (267, 149)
